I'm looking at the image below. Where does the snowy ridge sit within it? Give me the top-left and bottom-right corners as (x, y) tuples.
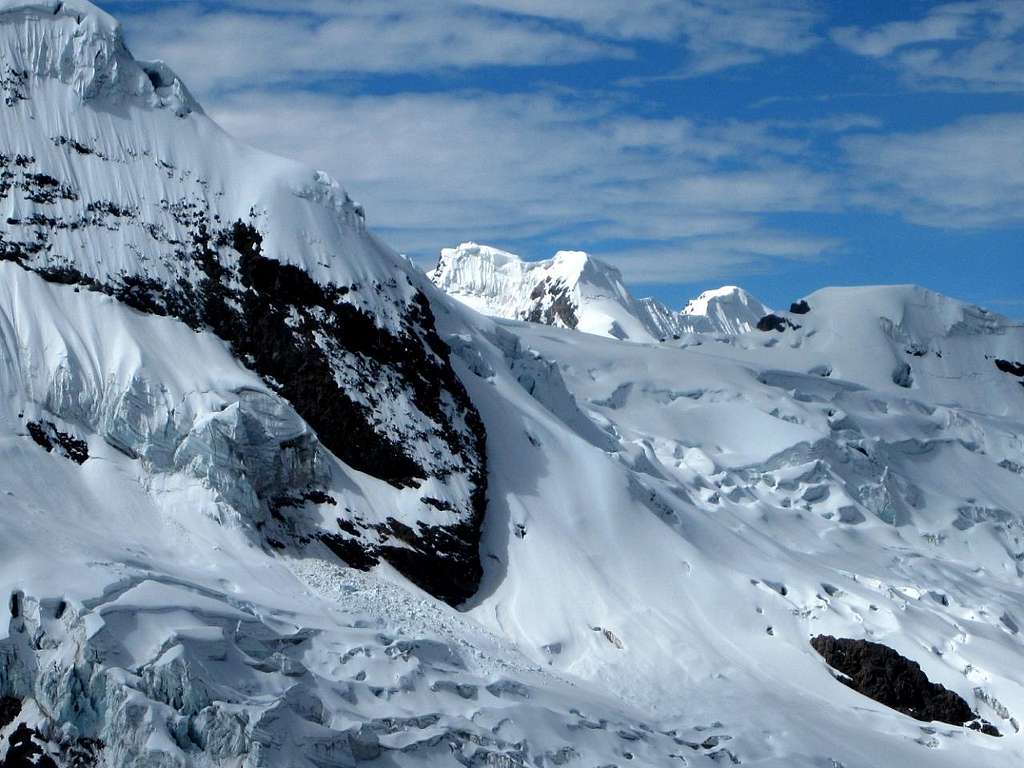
(2, 2), (1024, 767)
(745, 284), (1024, 409)
(431, 241), (773, 341)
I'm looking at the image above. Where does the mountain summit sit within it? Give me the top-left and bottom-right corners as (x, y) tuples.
(678, 285), (773, 334)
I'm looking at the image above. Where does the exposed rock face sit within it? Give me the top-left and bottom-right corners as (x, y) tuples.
(996, 359), (1024, 378)
(756, 314), (799, 333)
(525, 276), (579, 329)
(811, 636), (998, 735)
(25, 421), (88, 464)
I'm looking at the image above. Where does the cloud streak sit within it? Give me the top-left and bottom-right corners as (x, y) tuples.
(116, 3), (627, 91)
(208, 88), (841, 282)
(832, 0), (1024, 92)
(843, 112), (1024, 228)
(113, 0), (821, 89)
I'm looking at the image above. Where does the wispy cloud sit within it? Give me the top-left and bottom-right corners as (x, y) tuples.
(604, 233), (840, 285)
(471, 0), (822, 75)
(115, 3), (628, 91)
(843, 113), (1024, 228)
(206, 88), (840, 281)
(113, 0), (821, 89)
(832, 0), (1024, 92)
(103, 0), (1021, 294)
(100, 0), (841, 285)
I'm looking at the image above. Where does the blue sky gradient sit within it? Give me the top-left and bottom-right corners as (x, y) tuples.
(105, 0), (1023, 314)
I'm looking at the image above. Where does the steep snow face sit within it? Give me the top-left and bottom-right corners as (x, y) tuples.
(432, 242), (683, 342)
(0, 0), (487, 605)
(678, 285), (773, 335)
(431, 242), (773, 342)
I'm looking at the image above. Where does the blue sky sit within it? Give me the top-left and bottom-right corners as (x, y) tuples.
(106, 0), (1023, 314)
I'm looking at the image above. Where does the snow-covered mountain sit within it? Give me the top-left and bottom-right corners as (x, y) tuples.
(3, 2), (1024, 767)
(432, 241), (772, 342)
(430, 241), (672, 341)
(677, 285), (773, 334)
(0, 0), (491, 608)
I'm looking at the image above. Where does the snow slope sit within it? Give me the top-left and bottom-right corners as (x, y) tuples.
(468, 285), (1024, 765)
(2, 2), (1024, 768)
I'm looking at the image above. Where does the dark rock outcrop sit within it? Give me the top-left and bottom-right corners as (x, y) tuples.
(811, 635), (999, 735)
(0, 697), (20, 731)
(526, 278), (579, 329)
(3, 723), (59, 768)
(26, 421), (89, 464)
(891, 362), (914, 389)
(995, 359), (1024, 378)
(757, 314), (800, 333)
(789, 300), (811, 315)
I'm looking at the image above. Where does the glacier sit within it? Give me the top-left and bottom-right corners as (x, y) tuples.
(0, 2), (1023, 767)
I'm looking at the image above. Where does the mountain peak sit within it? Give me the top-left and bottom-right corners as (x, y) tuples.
(431, 242), (772, 342)
(433, 242), (658, 339)
(683, 284), (744, 310)
(678, 284), (773, 335)
(0, 0), (200, 115)
(437, 242), (613, 282)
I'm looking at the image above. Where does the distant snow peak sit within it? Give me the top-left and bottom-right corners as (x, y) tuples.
(679, 285), (773, 335)
(433, 241), (655, 341)
(431, 241), (771, 342)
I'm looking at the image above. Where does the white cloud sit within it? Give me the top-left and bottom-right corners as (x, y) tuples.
(109, 1), (1023, 287)
(207, 88), (839, 280)
(605, 233), (840, 285)
(117, 4), (627, 92)
(832, 8), (973, 57)
(114, 0), (821, 91)
(843, 113), (1024, 228)
(471, 0), (822, 74)
(832, 0), (1024, 91)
